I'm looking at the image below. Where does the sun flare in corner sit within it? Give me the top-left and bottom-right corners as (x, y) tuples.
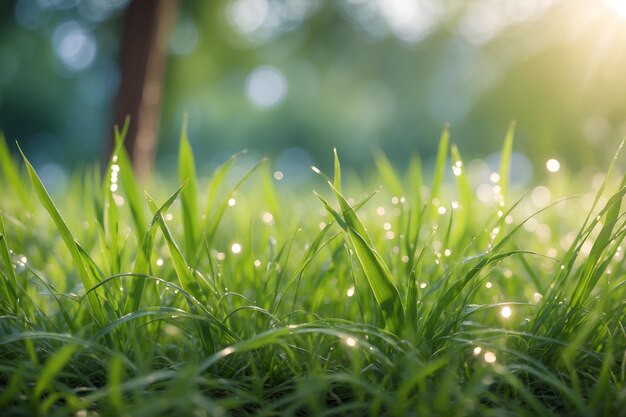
(608, 0), (626, 18)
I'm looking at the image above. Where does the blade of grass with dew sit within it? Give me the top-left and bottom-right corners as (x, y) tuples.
(124, 182), (187, 313)
(532, 144), (624, 335)
(103, 142), (122, 276)
(421, 198), (529, 340)
(429, 126), (449, 221)
(498, 121), (516, 204)
(113, 117), (147, 242)
(198, 159), (266, 264)
(18, 145), (107, 328)
(570, 176), (626, 307)
(323, 151), (404, 333)
(450, 144), (472, 245)
(178, 113), (200, 258)
(280, 186), (379, 315)
(146, 190), (215, 353)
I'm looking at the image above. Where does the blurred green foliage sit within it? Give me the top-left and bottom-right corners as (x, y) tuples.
(1, 0), (626, 179)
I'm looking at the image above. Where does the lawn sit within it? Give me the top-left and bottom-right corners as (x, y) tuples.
(0, 122), (625, 416)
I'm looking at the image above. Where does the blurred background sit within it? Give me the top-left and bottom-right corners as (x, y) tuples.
(1, 0), (626, 187)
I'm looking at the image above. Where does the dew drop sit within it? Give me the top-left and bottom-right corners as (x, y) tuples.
(346, 286), (355, 297)
(344, 337), (357, 347)
(231, 243), (242, 254)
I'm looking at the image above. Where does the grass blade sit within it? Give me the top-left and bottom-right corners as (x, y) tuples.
(429, 126), (449, 220)
(178, 113), (200, 257)
(123, 182), (188, 313)
(320, 151), (404, 333)
(19, 145), (107, 327)
(450, 144), (472, 245)
(0, 215), (18, 312)
(0, 132), (29, 207)
(113, 117), (147, 242)
(33, 344), (78, 399)
(498, 121), (515, 204)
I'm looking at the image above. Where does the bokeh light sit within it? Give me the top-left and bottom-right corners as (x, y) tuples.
(245, 66), (288, 108)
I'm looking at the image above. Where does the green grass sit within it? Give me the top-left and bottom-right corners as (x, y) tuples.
(0, 126), (625, 416)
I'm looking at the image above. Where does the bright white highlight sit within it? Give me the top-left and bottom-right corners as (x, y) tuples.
(546, 159), (560, 173)
(608, 0), (626, 17)
(345, 337), (357, 347)
(231, 243), (242, 254)
(500, 306), (512, 318)
(484, 351), (497, 363)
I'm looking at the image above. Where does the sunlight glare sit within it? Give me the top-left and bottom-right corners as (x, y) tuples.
(608, 0), (626, 17)
(546, 159), (560, 173)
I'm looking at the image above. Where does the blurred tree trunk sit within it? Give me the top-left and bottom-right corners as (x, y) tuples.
(108, 0), (178, 177)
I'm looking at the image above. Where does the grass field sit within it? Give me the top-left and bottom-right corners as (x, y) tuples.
(1, 121), (625, 416)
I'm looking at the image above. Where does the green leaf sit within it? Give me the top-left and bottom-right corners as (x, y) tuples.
(178, 113), (199, 257)
(430, 126), (449, 220)
(450, 144), (472, 245)
(0, 133), (29, 206)
(33, 344), (78, 399)
(333, 147), (341, 192)
(0, 214), (18, 311)
(19, 146), (106, 327)
(498, 121), (515, 204)
(124, 182), (187, 313)
(113, 117), (147, 242)
(324, 150), (404, 333)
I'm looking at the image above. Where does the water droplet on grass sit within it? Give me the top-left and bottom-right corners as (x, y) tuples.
(346, 286), (355, 297)
(344, 336), (357, 347)
(231, 243), (242, 254)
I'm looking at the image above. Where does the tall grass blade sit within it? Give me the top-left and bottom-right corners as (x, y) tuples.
(0, 214), (18, 312)
(0, 132), (29, 206)
(19, 146), (107, 327)
(178, 113), (200, 257)
(450, 144), (472, 245)
(429, 126), (449, 220)
(321, 151), (404, 333)
(146, 188), (215, 352)
(498, 121), (515, 204)
(124, 183), (187, 313)
(33, 344), (78, 399)
(333, 147), (341, 192)
(113, 117), (147, 241)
